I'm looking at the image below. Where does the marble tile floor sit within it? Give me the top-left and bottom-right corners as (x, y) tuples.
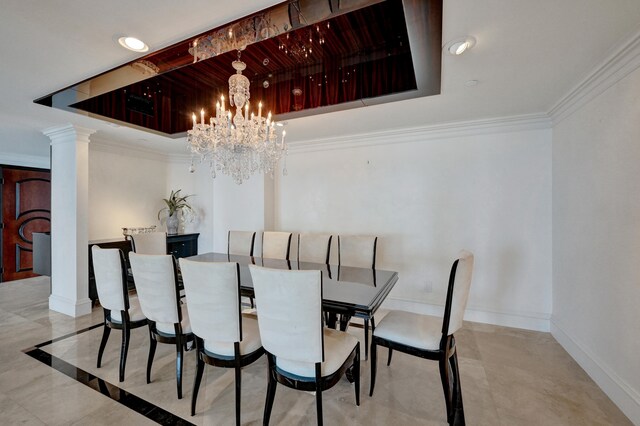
(0, 276), (631, 425)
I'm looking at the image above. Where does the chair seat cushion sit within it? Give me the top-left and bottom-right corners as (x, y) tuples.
(156, 303), (192, 336)
(204, 314), (262, 358)
(373, 310), (443, 351)
(110, 296), (146, 323)
(276, 328), (358, 379)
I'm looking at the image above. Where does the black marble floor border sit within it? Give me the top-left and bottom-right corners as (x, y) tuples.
(31, 322), (103, 349)
(23, 324), (195, 426)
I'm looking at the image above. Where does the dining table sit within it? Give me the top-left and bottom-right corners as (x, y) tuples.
(186, 252), (399, 331)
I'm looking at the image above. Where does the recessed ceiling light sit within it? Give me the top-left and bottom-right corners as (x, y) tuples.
(465, 79), (479, 87)
(118, 36), (149, 52)
(444, 36), (476, 56)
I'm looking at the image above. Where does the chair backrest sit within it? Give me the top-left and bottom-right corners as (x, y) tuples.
(130, 232), (167, 255)
(262, 231), (292, 260)
(443, 250), (474, 336)
(228, 230), (256, 256)
(338, 235), (377, 269)
(180, 259), (242, 343)
(91, 246), (127, 312)
(298, 233), (332, 264)
(249, 265), (323, 363)
(129, 253), (180, 325)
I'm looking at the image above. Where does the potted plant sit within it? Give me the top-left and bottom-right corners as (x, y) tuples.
(158, 189), (193, 235)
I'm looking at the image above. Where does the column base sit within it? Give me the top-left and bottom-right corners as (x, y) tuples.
(49, 294), (93, 317)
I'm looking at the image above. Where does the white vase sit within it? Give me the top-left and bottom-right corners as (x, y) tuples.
(166, 213), (179, 235)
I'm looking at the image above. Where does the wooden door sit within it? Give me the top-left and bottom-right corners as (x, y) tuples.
(1, 167), (51, 282)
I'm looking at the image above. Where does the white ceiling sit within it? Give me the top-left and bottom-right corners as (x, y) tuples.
(1, 0), (639, 158)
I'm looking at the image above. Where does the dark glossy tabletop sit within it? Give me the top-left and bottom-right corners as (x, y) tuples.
(186, 252), (398, 318)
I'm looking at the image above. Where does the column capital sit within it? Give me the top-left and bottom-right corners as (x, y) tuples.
(43, 124), (96, 145)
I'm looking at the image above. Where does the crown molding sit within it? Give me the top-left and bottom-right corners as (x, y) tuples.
(87, 112), (552, 159)
(87, 112), (551, 161)
(549, 27), (640, 125)
(89, 136), (172, 162)
(0, 152), (50, 169)
(287, 113), (551, 154)
(166, 153), (192, 164)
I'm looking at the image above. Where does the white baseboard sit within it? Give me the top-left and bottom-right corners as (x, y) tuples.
(49, 294), (92, 317)
(551, 318), (640, 424)
(382, 297), (551, 332)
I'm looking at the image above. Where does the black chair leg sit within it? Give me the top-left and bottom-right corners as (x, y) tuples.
(339, 313), (348, 330)
(119, 323), (130, 382)
(387, 348), (393, 366)
(439, 355), (453, 424)
(325, 312), (337, 329)
(264, 373), (277, 426)
(235, 365), (242, 426)
(354, 343), (361, 406)
(369, 340), (377, 397)
(146, 333), (157, 384)
(191, 354), (205, 416)
(450, 351), (465, 426)
(97, 325), (111, 368)
(315, 381), (323, 426)
(176, 338), (184, 399)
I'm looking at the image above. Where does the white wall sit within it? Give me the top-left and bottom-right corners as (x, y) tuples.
(87, 142), (225, 254)
(88, 144), (168, 241)
(552, 64), (640, 423)
(211, 172), (270, 254)
(166, 159), (215, 253)
(165, 158), (271, 254)
(86, 119), (553, 332)
(276, 126), (553, 330)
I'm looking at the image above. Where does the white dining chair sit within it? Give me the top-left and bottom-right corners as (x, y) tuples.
(298, 233), (332, 264)
(130, 231), (167, 255)
(338, 234), (378, 359)
(261, 231), (292, 260)
(92, 246), (147, 382)
(249, 265), (360, 426)
(180, 258), (264, 423)
(338, 235), (377, 269)
(370, 250), (474, 426)
(129, 252), (194, 399)
(228, 230), (256, 256)
(228, 230), (257, 307)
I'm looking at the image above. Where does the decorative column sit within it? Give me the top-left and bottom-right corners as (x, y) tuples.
(43, 124), (95, 317)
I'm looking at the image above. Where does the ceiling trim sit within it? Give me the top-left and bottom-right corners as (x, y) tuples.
(90, 136), (172, 162)
(93, 112), (551, 161)
(0, 152), (50, 169)
(286, 113), (551, 154)
(549, 27), (640, 125)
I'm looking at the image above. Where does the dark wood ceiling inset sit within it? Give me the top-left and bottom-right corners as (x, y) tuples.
(36, 0), (442, 137)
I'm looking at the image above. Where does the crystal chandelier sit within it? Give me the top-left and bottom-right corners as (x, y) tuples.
(187, 50), (287, 184)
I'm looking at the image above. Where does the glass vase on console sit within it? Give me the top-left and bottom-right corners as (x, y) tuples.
(166, 213), (179, 235)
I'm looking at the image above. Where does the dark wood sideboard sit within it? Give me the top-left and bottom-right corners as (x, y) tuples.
(88, 233), (199, 303)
